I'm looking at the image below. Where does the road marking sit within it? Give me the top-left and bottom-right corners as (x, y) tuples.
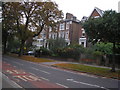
(67, 79), (109, 90)
(22, 76), (33, 81)
(14, 62), (23, 66)
(40, 77), (49, 81)
(14, 76), (28, 81)
(29, 72), (36, 76)
(38, 69), (50, 74)
(31, 67), (50, 74)
(38, 64), (98, 78)
(56, 83), (69, 88)
(2, 72), (23, 88)
(6, 70), (15, 74)
(13, 75), (41, 82)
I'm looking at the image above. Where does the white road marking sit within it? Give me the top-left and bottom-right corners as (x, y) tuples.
(40, 77), (49, 81)
(22, 76), (33, 81)
(13, 70), (20, 74)
(6, 70), (15, 74)
(4, 58), (96, 78)
(29, 72), (36, 76)
(38, 69), (50, 74)
(29, 75), (41, 81)
(56, 83), (69, 88)
(13, 75), (40, 82)
(67, 79), (110, 90)
(13, 76), (27, 82)
(39, 64), (98, 78)
(14, 62), (23, 66)
(31, 67), (50, 74)
(2, 72), (23, 88)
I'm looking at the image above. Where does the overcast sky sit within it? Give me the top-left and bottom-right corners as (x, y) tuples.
(53, 0), (120, 20)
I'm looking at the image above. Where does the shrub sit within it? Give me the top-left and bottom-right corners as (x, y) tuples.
(93, 51), (103, 57)
(40, 47), (53, 56)
(47, 38), (67, 52)
(93, 42), (113, 54)
(56, 44), (85, 60)
(34, 47), (53, 57)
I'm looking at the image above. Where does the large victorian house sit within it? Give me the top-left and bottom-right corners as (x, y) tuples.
(33, 7), (104, 49)
(33, 13), (84, 49)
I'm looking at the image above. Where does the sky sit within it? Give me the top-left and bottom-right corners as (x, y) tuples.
(53, 0), (120, 20)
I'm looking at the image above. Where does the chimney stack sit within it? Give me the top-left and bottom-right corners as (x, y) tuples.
(66, 13), (73, 20)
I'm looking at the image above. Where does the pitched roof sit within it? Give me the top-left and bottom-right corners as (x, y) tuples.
(88, 7), (104, 19)
(94, 7), (104, 17)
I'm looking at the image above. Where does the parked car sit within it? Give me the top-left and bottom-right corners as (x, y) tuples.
(27, 51), (34, 55)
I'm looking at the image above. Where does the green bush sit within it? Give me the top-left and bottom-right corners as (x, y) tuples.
(35, 47), (53, 57)
(47, 38), (67, 52)
(56, 44), (85, 60)
(93, 51), (103, 57)
(93, 42), (113, 54)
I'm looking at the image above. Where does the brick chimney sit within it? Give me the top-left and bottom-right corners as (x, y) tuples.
(66, 13), (73, 20)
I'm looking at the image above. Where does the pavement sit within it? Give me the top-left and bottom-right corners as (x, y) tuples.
(2, 56), (120, 89)
(2, 73), (23, 89)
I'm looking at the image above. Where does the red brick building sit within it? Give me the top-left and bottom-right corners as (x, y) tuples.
(46, 13), (83, 48)
(33, 7), (104, 49)
(80, 7), (104, 47)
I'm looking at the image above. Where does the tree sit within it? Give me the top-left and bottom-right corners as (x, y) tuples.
(47, 38), (67, 51)
(83, 10), (120, 72)
(32, 2), (63, 37)
(2, 2), (17, 54)
(2, 1), (63, 56)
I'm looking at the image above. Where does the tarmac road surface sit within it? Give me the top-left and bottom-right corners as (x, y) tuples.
(2, 56), (120, 89)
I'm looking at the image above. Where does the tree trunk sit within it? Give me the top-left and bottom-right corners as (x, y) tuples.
(3, 33), (8, 54)
(18, 40), (25, 57)
(3, 40), (7, 54)
(111, 42), (116, 72)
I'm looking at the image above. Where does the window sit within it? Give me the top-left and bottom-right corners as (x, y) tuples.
(66, 22), (69, 29)
(49, 34), (52, 39)
(82, 33), (85, 37)
(81, 28), (84, 31)
(65, 32), (69, 39)
(94, 16), (100, 18)
(49, 27), (52, 32)
(59, 23), (65, 30)
(69, 21), (72, 24)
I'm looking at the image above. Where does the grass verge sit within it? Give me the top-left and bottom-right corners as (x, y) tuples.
(8, 53), (55, 63)
(53, 63), (120, 79)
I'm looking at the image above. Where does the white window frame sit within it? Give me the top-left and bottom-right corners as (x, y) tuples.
(49, 26), (52, 32)
(59, 23), (65, 30)
(65, 31), (69, 39)
(66, 22), (69, 29)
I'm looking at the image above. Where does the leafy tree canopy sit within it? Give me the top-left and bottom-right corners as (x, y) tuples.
(83, 10), (120, 44)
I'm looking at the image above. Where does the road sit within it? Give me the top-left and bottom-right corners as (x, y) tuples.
(2, 56), (120, 89)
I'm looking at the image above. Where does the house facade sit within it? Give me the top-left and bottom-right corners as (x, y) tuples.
(33, 13), (84, 49)
(33, 7), (104, 49)
(79, 7), (104, 47)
